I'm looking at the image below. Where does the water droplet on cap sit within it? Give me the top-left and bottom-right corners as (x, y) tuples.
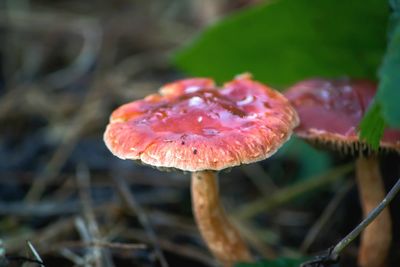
(188, 96), (204, 107)
(237, 95), (254, 106)
(203, 128), (219, 135)
(185, 85), (202, 93)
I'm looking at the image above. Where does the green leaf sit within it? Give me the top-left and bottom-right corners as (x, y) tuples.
(359, 103), (385, 149)
(235, 258), (305, 267)
(174, 0), (388, 86)
(376, 21), (400, 127)
(360, 0), (400, 146)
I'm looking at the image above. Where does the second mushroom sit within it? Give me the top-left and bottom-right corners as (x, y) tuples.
(104, 74), (299, 266)
(285, 78), (400, 267)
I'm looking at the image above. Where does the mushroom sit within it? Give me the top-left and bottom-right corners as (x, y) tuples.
(284, 78), (400, 267)
(104, 74), (299, 266)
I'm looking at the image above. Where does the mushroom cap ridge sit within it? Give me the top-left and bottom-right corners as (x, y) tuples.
(285, 78), (400, 153)
(104, 75), (299, 172)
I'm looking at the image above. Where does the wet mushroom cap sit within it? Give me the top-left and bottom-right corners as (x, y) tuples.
(285, 78), (400, 152)
(104, 75), (299, 171)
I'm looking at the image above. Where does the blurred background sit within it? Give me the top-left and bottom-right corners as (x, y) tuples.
(0, 1), (399, 267)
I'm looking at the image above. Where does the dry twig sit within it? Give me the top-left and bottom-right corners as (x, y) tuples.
(112, 174), (169, 267)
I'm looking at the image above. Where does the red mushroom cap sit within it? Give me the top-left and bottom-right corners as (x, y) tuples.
(285, 78), (400, 152)
(104, 74), (299, 171)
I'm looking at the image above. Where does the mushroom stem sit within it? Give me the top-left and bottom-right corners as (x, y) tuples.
(191, 171), (252, 266)
(355, 155), (392, 267)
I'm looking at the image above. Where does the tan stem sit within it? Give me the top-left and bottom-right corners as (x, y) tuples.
(356, 155), (392, 267)
(191, 171), (252, 267)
